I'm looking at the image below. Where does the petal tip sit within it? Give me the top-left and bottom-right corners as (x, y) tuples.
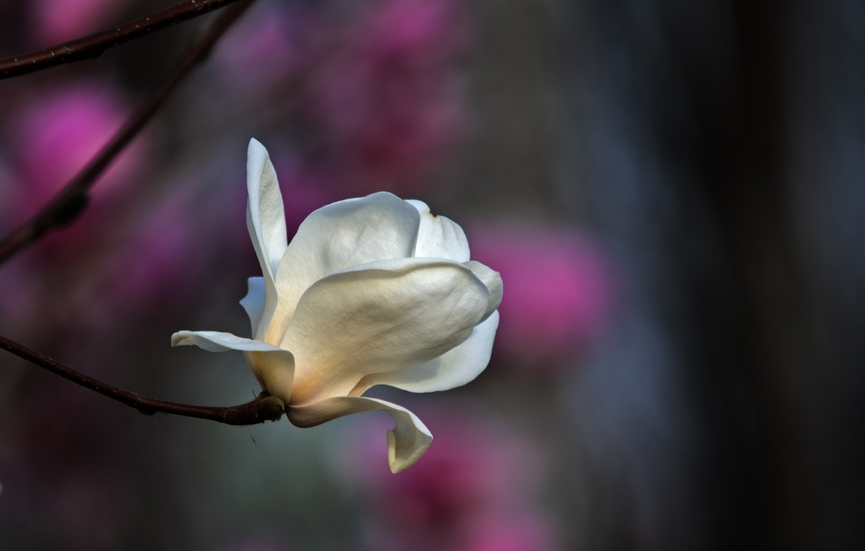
(246, 138), (272, 186)
(170, 331), (191, 347)
(387, 429), (433, 473)
(247, 137), (266, 154)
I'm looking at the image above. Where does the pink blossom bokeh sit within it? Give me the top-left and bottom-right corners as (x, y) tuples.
(269, 157), (339, 238)
(214, 2), (314, 96)
(99, 195), (200, 313)
(469, 224), (619, 369)
(347, 406), (554, 551)
(5, 82), (147, 256)
(311, 0), (471, 192)
(29, 0), (129, 45)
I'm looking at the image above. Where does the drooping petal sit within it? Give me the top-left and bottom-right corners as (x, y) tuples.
(265, 192), (421, 345)
(351, 311), (499, 395)
(288, 396), (432, 473)
(464, 260), (503, 322)
(239, 276), (266, 336)
(283, 257), (489, 405)
(246, 139), (287, 342)
(170, 330), (295, 401)
(407, 199), (470, 262)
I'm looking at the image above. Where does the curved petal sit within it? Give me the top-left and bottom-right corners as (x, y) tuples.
(283, 258), (489, 405)
(464, 261), (503, 322)
(288, 396), (432, 473)
(247, 139), (287, 280)
(407, 199), (470, 262)
(244, 349), (295, 404)
(265, 192), (421, 344)
(239, 277), (266, 336)
(171, 330), (282, 352)
(246, 139), (287, 342)
(352, 311), (499, 395)
(170, 330), (294, 400)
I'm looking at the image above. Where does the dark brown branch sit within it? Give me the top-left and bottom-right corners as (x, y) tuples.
(0, 334), (285, 425)
(0, 0), (256, 267)
(0, 0), (242, 79)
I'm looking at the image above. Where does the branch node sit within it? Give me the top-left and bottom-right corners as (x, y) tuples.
(49, 191), (90, 228)
(259, 396), (286, 422)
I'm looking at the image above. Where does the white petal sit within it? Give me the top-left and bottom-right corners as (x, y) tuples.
(288, 396), (432, 473)
(283, 257), (489, 405)
(170, 330), (282, 352)
(239, 277), (266, 336)
(264, 192), (420, 345)
(407, 199), (470, 262)
(352, 311), (499, 395)
(246, 139), (287, 280)
(246, 139), (287, 342)
(170, 330), (294, 401)
(464, 261), (503, 322)
(244, 349), (295, 405)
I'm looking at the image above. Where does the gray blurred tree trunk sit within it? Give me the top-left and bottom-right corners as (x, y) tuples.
(461, 0), (865, 549)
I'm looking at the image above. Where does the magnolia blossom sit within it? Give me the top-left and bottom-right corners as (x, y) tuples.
(172, 139), (501, 472)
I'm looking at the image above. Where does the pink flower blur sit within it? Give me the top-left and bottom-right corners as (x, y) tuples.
(270, 159), (338, 237)
(10, 82), (142, 208)
(461, 516), (555, 551)
(469, 224), (619, 368)
(213, 2), (310, 94)
(347, 408), (552, 551)
(103, 198), (199, 311)
(313, 0), (471, 189)
(30, 0), (128, 45)
(4, 82), (146, 259)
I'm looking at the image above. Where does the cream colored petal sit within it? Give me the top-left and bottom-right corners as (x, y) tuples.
(246, 139), (287, 342)
(288, 396), (432, 473)
(244, 349), (295, 405)
(170, 330), (294, 401)
(283, 258), (489, 405)
(246, 139), (287, 280)
(407, 199), (470, 262)
(170, 330), (281, 352)
(239, 277), (265, 336)
(265, 192), (420, 345)
(352, 311), (499, 395)
(463, 261), (503, 322)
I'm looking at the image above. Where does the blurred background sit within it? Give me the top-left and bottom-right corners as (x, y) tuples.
(0, 0), (864, 549)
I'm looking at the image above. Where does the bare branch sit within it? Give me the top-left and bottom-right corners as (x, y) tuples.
(0, 334), (285, 425)
(0, 0), (243, 79)
(0, 0), (257, 267)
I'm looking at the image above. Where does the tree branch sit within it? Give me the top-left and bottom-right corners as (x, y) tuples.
(0, 0), (243, 79)
(0, 0), (257, 267)
(0, 334), (285, 425)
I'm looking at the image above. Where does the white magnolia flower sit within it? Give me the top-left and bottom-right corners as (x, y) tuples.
(172, 139), (502, 473)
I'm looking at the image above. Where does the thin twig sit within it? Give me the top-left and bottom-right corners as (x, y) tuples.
(0, 0), (242, 79)
(0, 334), (285, 425)
(0, 0), (257, 267)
